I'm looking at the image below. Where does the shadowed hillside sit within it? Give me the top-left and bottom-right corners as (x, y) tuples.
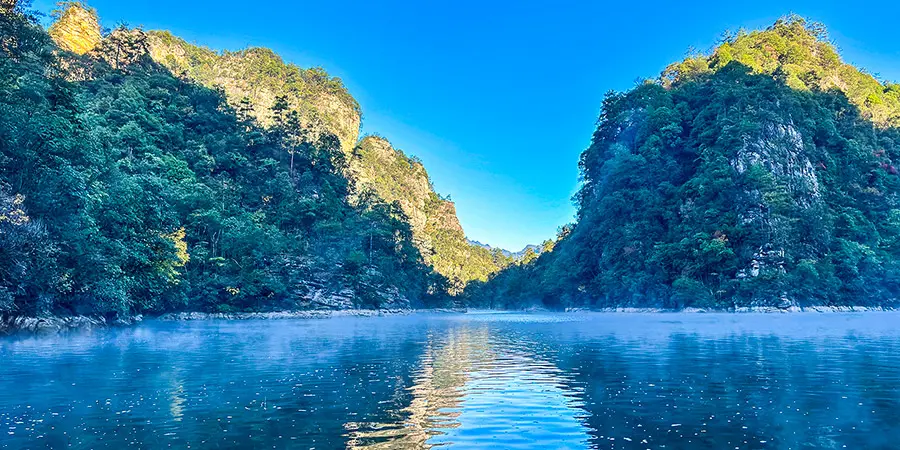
(44, 2), (512, 298)
(0, 1), (454, 316)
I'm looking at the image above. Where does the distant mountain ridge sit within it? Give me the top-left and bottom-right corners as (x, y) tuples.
(466, 239), (541, 259)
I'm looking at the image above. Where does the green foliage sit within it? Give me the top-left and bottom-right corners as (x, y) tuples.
(0, 7), (445, 316)
(351, 136), (508, 295)
(663, 15), (900, 127)
(467, 16), (900, 310)
(144, 30), (361, 152)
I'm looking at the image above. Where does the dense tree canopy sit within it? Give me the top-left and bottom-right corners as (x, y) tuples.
(7, 6), (896, 316)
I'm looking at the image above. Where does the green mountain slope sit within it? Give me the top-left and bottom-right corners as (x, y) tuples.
(146, 31), (362, 155)
(467, 16), (900, 309)
(35, 1), (506, 304)
(1, 1), (452, 316)
(143, 28), (510, 291)
(351, 136), (511, 292)
(48, 2), (361, 154)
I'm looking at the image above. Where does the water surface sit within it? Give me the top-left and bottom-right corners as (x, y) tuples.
(2, 312), (900, 449)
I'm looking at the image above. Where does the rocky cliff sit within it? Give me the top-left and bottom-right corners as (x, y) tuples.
(145, 31), (361, 154)
(351, 136), (504, 292)
(0, 3), (435, 315)
(45, 3), (503, 298)
(48, 3), (101, 55)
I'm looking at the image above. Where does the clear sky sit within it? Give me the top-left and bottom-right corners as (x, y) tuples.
(32, 0), (900, 250)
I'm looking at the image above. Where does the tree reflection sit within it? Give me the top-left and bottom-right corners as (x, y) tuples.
(346, 323), (592, 449)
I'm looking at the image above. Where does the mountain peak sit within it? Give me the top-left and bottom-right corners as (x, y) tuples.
(469, 16), (900, 310)
(661, 15), (900, 126)
(49, 2), (102, 55)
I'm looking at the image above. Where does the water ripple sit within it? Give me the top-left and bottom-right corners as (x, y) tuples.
(2, 312), (900, 449)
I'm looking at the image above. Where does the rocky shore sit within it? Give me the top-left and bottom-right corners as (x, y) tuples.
(0, 314), (144, 335)
(0, 308), (470, 335)
(2, 306), (895, 335)
(154, 309), (416, 321)
(572, 305), (896, 313)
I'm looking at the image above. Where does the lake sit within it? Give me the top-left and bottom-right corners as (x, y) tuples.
(2, 312), (900, 449)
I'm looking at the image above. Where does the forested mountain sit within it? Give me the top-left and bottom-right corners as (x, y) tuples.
(466, 16), (900, 310)
(0, 1), (503, 318)
(50, 4), (362, 154)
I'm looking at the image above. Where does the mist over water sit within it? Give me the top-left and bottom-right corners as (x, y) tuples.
(2, 313), (900, 449)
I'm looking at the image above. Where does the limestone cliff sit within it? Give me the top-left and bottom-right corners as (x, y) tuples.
(470, 16), (900, 309)
(352, 136), (437, 240)
(48, 3), (101, 55)
(45, 3), (501, 295)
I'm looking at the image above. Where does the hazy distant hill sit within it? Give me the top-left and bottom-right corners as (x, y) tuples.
(467, 239), (542, 260)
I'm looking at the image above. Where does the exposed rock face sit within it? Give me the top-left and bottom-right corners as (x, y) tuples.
(730, 121), (824, 296)
(351, 136), (452, 244)
(43, 4), (496, 299)
(0, 315), (142, 335)
(426, 199), (465, 235)
(351, 137), (459, 254)
(350, 136), (500, 291)
(48, 4), (102, 55)
(732, 122), (822, 203)
(479, 18), (900, 310)
(155, 309), (411, 321)
(48, 5), (158, 81)
(296, 282), (410, 310)
(1, 0), (18, 13)
(145, 32), (361, 154)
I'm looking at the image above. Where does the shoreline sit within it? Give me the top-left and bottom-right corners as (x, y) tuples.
(2, 306), (895, 335)
(571, 305), (896, 314)
(0, 308), (459, 335)
(154, 308), (434, 321)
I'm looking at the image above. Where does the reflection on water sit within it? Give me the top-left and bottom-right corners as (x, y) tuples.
(2, 313), (900, 449)
(347, 325), (591, 449)
(345, 327), (479, 449)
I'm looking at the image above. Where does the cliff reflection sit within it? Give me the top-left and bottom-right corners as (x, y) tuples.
(345, 324), (592, 449)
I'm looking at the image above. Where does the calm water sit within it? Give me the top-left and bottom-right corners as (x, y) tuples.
(2, 313), (900, 449)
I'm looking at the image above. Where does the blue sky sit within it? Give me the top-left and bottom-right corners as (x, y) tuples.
(33, 0), (900, 250)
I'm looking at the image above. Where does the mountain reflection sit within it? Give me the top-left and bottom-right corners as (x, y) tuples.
(345, 324), (592, 449)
